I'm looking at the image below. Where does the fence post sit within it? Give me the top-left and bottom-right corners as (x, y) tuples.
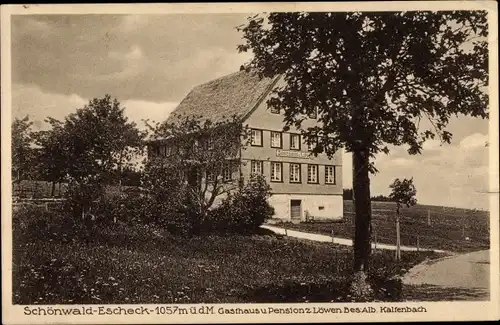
(395, 216), (401, 261)
(284, 224), (288, 236)
(417, 235), (420, 252)
(427, 210), (431, 226)
(45, 202), (49, 212)
(331, 229), (334, 244)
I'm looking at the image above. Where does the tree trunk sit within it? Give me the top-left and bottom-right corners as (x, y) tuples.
(187, 167), (202, 235)
(352, 148), (372, 272)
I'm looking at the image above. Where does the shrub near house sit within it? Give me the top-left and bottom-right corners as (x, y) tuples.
(208, 174), (275, 234)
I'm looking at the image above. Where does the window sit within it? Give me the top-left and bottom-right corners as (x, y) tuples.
(271, 162), (283, 182)
(223, 163), (233, 182)
(308, 107), (318, 119)
(251, 160), (263, 175)
(290, 134), (301, 150)
(152, 146), (160, 157)
(308, 137), (318, 152)
(325, 165), (336, 184)
(251, 129), (263, 146)
(270, 106), (280, 114)
(270, 131), (282, 148)
(307, 164), (319, 184)
(289, 163), (301, 183)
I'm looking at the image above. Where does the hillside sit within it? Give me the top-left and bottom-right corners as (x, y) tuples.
(277, 200), (490, 253)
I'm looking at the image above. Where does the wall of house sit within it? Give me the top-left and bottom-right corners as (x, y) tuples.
(269, 194), (343, 221)
(241, 79), (343, 197)
(239, 80), (344, 221)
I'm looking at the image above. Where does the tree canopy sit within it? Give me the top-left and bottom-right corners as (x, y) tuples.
(389, 178), (418, 208)
(145, 116), (248, 219)
(12, 116), (36, 183)
(39, 95), (145, 185)
(238, 11), (488, 163)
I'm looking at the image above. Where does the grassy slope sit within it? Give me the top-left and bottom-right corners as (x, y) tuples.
(277, 200), (490, 253)
(13, 216), (438, 304)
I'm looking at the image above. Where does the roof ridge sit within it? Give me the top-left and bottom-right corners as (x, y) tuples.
(192, 70), (248, 89)
(240, 74), (282, 123)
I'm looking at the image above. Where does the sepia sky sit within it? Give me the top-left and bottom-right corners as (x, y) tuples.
(11, 14), (490, 210)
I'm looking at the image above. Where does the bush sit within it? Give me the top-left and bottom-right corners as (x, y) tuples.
(208, 174), (274, 234)
(12, 203), (98, 245)
(63, 181), (105, 219)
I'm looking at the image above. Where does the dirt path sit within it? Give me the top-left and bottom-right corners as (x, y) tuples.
(402, 250), (490, 301)
(261, 224), (450, 253)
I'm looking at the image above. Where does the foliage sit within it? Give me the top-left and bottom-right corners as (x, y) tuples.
(238, 11), (488, 157)
(12, 116), (36, 183)
(140, 158), (192, 234)
(389, 178), (418, 209)
(208, 174), (275, 234)
(34, 95), (145, 187)
(371, 195), (393, 202)
(237, 11), (488, 272)
(33, 95), (145, 215)
(114, 167), (143, 186)
(144, 116), (249, 232)
(32, 117), (71, 195)
(63, 182), (105, 219)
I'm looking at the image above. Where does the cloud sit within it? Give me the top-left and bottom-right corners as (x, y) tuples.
(12, 83), (88, 130)
(422, 139), (442, 151)
(342, 130), (489, 210)
(459, 132), (488, 149)
(11, 83), (177, 131)
(11, 14), (252, 102)
(121, 100), (179, 129)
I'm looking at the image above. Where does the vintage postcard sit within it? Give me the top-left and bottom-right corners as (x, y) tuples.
(1, 1), (499, 324)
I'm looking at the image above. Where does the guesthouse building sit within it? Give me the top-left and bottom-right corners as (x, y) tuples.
(148, 70), (343, 222)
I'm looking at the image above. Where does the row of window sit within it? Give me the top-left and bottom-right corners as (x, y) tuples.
(151, 130), (318, 157)
(251, 161), (336, 184)
(206, 162), (235, 183)
(250, 129), (317, 151)
(168, 161), (336, 185)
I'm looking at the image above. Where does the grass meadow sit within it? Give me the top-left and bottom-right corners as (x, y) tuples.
(12, 204), (439, 304)
(276, 200), (489, 253)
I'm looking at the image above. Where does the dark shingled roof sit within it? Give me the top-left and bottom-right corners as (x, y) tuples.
(166, 70), (280, 125)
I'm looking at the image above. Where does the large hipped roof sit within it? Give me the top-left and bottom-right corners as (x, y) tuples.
(165, 70), (280, 125)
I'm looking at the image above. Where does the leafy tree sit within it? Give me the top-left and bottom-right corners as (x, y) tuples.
(145, 116), (249, 233)
(60, 94), (145, 185)
(32, 117), (70, 196)
(238, 11), (488, 282)
(38, 95), (145, 216)
(12, 116), (36, 184)
(388, 178), (417, 260)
